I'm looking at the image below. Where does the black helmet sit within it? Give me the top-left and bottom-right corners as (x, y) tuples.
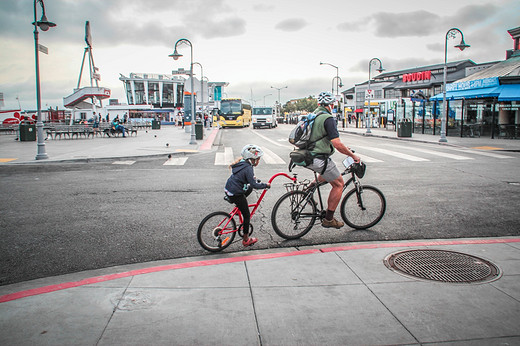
(352, 162), (366, 178)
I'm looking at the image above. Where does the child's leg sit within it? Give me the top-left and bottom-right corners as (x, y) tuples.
(233, 194), (251, 237)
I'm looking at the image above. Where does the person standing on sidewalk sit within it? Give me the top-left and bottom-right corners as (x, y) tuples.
(305, 91), (361, 228)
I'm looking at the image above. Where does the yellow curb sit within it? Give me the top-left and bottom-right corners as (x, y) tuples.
(0, 158), (18, 162)
(471, 146), (504, 150)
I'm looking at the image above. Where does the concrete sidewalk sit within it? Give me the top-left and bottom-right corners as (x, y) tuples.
(0, 237), (519, 345)
(0, 125), (216, 164)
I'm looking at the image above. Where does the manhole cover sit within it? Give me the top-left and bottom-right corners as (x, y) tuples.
(384, 249), (501, 284)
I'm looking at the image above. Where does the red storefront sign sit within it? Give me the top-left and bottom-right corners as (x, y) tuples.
(403, 70), (431, 83)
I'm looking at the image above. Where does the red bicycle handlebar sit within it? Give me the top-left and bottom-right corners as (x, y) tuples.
(267, 172), (297, 184)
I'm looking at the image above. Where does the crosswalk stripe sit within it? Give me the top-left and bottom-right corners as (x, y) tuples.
(163, 157), (188, 165)
(385, 144), (473, 160)
(215, 147), (234, 165)
(357, 154), (383, 163)
(262, 146), (286, 164)
(357, 146), (429, 161)
(112, 160), (136, 165)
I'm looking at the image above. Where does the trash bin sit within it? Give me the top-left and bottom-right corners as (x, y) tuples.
(397, 121), (412, 137)
(19, 123), (36, 141)
(195, 123), (204, 140)
(152, 120), (161, 129)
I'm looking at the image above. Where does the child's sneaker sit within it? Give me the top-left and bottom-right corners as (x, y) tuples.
(242, 237), (258, 247)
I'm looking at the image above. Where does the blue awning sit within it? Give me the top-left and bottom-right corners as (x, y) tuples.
(498, 84), (520, 101)
(430, 86), (502, 101)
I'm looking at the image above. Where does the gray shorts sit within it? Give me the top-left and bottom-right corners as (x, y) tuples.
(306, 157), (341, 182)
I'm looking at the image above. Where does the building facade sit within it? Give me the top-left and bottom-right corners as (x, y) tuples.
(342, 26), (520, 139)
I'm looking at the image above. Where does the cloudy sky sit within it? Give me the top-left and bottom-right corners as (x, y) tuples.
(0, 0), (519, 110)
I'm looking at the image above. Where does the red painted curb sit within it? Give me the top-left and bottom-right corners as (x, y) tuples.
(1, 238), (519, 304)
(199, 128), (219, 151)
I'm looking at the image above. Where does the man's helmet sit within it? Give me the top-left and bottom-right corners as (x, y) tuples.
(317, 92), (335, 105)
(241, 144), (264, 160)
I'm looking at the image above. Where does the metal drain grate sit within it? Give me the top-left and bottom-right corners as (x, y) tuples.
(384, 249), (501, 284)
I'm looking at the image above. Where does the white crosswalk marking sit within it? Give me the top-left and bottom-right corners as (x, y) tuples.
(163, 157), (188, 165)
(112, 160), (136, 165)
(262, 146), (286, 164)
(385, 144), (473, 160)
(215, 147), (234, 165)
(357, 154), (383, 163)
(357, 146), (430, 161)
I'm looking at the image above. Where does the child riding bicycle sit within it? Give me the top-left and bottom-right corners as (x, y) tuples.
(225, 144), (271, 247)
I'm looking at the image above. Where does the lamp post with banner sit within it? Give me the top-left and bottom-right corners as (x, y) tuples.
(33, 0), (56, 160)
(169, 39), (197, 144)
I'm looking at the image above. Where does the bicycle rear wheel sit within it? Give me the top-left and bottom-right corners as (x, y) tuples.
(197, 211), (237, 252)
(340, 185), (386, 229)
(271, 190), (317, 240)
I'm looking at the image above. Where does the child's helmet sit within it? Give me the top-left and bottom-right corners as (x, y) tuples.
(241, 144), (264, 160)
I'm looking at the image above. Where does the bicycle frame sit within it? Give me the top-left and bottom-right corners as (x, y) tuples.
(220, 172), (297, 235)
(307, 168), (358, 216)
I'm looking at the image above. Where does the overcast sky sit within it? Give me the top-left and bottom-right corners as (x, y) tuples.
(0, 0), (519, 110)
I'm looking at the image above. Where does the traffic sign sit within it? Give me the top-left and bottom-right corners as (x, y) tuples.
(365, 89), (374, 99)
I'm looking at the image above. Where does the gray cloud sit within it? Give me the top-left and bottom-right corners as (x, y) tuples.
(372, 11), (441, 37)
(275, 18), (307, 32)
(337, 17), (370, 32)
(0, 0), (245, 48)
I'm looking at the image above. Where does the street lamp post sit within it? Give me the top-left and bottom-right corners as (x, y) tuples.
(270, 85), (287, 121)
(169, 38), (197, 145)
(366, 58), (384, 134)
(193, 62), (204, 122)
(440, 28), (470, 143)
(320, 62), (339, 96)
(33, 0), (56, 160)
(263, 94), (272, 105)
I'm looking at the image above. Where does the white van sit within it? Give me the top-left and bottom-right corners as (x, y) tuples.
(252, 106), (277, 129)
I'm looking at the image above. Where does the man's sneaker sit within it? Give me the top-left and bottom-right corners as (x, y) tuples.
(322, 217), (344, 229)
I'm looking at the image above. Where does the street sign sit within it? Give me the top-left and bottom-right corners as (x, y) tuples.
(365, 89), (374, 99)
(38, 44), (48, 54)
(171, 68), (190, 75)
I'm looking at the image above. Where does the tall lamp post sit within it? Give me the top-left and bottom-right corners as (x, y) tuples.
(270, 85), (287, 121)
(169, 38), (197, 144)
(440, 28), (470, 143)
(366, 58), (384, 134)
(263, 93), (272, 105)
(33, 0), (56, 160)
(193, 62), (205, 120)
(320, 62), (339, 96)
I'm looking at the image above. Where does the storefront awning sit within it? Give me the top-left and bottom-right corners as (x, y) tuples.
(498, 84), (520, 101)
(430, 86), (502, 101)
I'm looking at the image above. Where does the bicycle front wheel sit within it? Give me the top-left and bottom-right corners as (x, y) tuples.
(340, 185), (386, 229)
(197, 211), (237, 252)
(271, 190), (317, 240)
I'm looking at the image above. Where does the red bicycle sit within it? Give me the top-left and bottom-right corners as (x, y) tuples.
(197, 172), (296, 252)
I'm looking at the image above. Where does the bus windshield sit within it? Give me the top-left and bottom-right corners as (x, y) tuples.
(220, 100), (242, 114)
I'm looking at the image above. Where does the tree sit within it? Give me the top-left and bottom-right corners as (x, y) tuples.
(282, 96), (317, 114)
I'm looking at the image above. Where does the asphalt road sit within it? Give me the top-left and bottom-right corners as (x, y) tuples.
(1, 126), (519, 285)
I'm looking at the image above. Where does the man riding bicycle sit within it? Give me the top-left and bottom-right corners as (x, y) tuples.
(306, 91), (360, 228)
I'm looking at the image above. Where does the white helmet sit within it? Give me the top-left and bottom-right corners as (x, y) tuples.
(317, 91), (335, 105)
(241, 144), (264, 160)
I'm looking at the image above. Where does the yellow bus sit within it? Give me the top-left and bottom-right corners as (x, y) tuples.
(219, 98), (251, 128)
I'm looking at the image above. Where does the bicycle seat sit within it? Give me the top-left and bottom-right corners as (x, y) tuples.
(224, 195), (233, 204)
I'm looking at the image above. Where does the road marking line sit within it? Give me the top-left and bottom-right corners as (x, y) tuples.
(163, 157), (188, 165)
(385, 144), (473, 160)
(252, 130), (293, 148)
(357, 146), (429, 161)
(215, 147), (234, 165)
(112, 160), (136, 165)
(262, 146), (286, 164)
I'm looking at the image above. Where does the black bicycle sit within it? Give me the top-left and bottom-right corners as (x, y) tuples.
(271, 157), (386, 239)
